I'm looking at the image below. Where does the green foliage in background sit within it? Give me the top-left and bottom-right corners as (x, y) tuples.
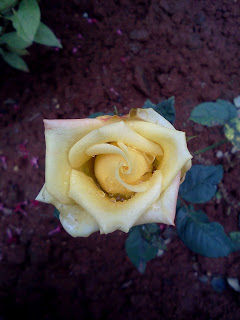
(125, 224), (166, 273)
(0, 0), (62, 71)
(143, 97), (175, 124)
(190, 98), (240, 150)
(179, 165), (223, 203)
(176, 207), (236, 258)
(189, 100), (237, 127)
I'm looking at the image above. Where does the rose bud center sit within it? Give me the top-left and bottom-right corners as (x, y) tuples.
(94, 145), (154, 198)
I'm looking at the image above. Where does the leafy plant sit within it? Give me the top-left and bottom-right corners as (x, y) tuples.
(179, 165), (223, 203)
(189, 100), (237, 127)
(125, 225), (162, 273)
(0, 0), (62, 71)
(190, 98), (240, 150)
(176, 207), (235, 258)
(143, 96), (175, 124)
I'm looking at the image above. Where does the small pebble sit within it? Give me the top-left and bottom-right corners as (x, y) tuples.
(192, 262), (199, 271)
(13, 165), (19, 172)
(233, 95), (240, 108)
(216, 150), (223, 158)
(227, 277), (240, 292)
(157, 249), (164, 257)
(226, 207), (231, 216)
(164, 238), (171, 245)
(231, 146), (239, 154)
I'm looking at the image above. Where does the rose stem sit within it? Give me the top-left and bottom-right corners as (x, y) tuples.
(193, 139), (227, 156)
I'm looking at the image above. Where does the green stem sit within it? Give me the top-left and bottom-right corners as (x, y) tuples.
(193, 139), (227, 156)
(113, 106), (119, 116)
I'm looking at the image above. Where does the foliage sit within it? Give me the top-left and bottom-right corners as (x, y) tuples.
(53, 208), (60, 220)
(190, 98), (240, 150)
(224, 118), (240, 150)
(88, 112), (114, 118)
(143, 97), (175, 124)
(176, 207), (235, 257)
(125, 225), (162, 273)
(179, 165), (223, 203)
(0, 0), (62, 71)
(190, 100), (237, 127)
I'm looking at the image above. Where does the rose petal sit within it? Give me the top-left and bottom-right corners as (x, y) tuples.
(127, 121), (192, 191)
(180, 159), (192, 183)
(136, 171), (181, 225)
(92, 142), (153, 195)
(44, 118), (104, 204)
(69, 169), (162, 234)
(69, 121), (162, 168)
(86, 143), (129, 164)
(131, 108), (174, 129)
(115, 163), (150, 192)
(36, 185), (99, 237)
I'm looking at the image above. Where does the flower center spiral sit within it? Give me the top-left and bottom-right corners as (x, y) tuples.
(94, 144), (154, 198)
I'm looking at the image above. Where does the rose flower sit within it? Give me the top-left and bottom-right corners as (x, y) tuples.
(36, 108), (192, 237)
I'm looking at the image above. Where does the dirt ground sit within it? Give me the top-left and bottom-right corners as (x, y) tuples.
(1, 1), (240, 319)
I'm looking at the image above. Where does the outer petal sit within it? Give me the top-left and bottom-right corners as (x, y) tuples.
(69, 169), (162, 234)
(129, 108), (192, 181)
(130, 108), (174, 129)
(44, 118), (104, 204)
(36, 185), (99, 237)
(127, 121), (192, 190)
(181, 159), (192, 182)
(135, 171), (181, 226)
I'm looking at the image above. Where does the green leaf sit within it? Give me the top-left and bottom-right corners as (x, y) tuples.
(88, 112), (114, 118)
(190, 100), (237, 127)
(0, 49), (29, 72)
(229, 232), (240, 250)
(140, 224), (166, 250)
(224, 118), (240, 150)
(0, 0), (17, 13)
(53, 208), (60, 220)
(34, 22), (62, 48)
(8, 46), (29, 55)
(0, 31), (32, 48)
(10, 0), (40, 42)
(176, 197), (182, 212)
(176, 207), (235, 257)
(179, 165), (223, 203)
(125, 226), (158, 273)
(143, 97), (175, 124)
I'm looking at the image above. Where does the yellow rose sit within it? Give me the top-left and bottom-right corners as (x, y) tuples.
(36, 108), (192, 237)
